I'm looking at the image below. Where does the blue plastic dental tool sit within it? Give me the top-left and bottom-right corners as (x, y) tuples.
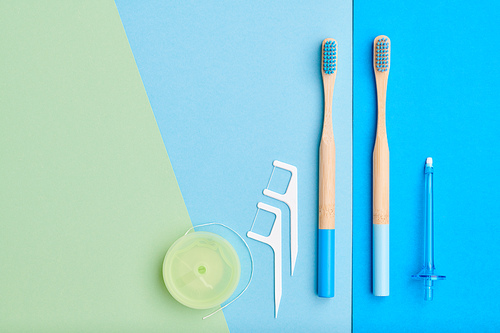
(412, 157), (446, 300)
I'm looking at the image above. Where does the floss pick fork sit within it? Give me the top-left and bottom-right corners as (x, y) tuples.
(263, 160), (298, 275)
(247, 202), (282, 318)
(372, 35), (391, 296)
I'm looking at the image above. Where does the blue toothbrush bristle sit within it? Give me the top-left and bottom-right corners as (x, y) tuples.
(323, 40), (337, 74)
(375, 37), (390, 72)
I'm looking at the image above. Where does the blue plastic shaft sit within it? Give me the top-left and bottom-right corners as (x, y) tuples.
(373, 224), (390, 296)
(424, 162), (434, 271)
(318, 229), (335, 297)
(423, 160), (435, 301)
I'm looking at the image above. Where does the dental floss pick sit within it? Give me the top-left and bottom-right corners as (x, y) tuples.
(263, 160), (298, 275)
(247, 202), (282, 318)
(246, 160), (297, 318)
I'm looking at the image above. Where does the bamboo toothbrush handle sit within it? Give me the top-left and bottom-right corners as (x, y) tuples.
(319, 77), (335, 231)
(319, 133), (335, 229)
(373, 77), (389, 225)
(373, 126), (389, 224)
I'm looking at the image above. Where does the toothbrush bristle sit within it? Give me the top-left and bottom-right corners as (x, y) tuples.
(374, 36), (390, 72)
(322, 39), (337, 75)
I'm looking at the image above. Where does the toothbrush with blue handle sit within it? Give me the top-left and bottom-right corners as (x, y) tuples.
(318, 38), (337, 298)
(373, 35), (390, 296)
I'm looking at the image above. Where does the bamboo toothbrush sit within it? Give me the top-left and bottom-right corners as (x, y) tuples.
(372, 35), (391, 296)
(318, 38), (337, 298)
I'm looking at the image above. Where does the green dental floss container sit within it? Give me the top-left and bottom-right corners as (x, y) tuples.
(163, 231), (241, 310)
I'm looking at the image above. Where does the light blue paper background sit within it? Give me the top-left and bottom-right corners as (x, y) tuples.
(115, 0), (352, 332)
(353, 0), (500, 331)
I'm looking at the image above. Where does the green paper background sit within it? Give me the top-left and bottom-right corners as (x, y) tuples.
(0, 1), (228, 331)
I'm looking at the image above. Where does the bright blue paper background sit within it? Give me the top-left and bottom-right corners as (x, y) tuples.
(115, 1), (352, 332)
(353, 0), (500, 331)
